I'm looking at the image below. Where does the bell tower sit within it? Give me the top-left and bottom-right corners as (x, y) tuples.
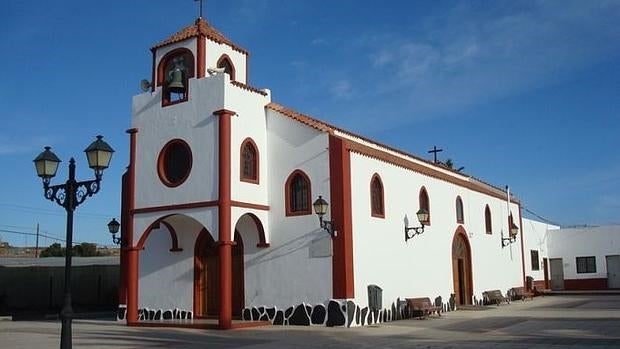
(150, 17), (250, 106)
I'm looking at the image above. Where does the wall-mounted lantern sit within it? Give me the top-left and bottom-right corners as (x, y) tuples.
(405, 209), (429, 242)
(501, 222), (519, 248)
(313, 196), (336, 238)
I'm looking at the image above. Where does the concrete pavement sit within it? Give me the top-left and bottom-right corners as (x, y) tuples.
(2, 295), (620, 348)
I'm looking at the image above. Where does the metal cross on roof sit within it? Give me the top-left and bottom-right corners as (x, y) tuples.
(428, 146), (443, 164)
(195, 0), (204, 18)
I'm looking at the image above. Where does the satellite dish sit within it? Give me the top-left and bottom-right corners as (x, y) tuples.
(140, 79), (152, 92)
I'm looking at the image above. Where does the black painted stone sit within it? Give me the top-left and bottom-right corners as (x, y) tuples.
(251, 307), (261, 321)
(273, 310), (284, 325)
(372, 309), (379, 324)
(391, 303), (396, 321)
(355, 305), (360, 326)
(154, 310), (162, 320)
(187, 312), (193, 319)
(148, 310), (156, 320)
(266, 307), (276, 320)
(361, 307), (368, 326)
(326, 300), (346, 327)
(305, 305), (312, 316)
(289, 304), (310, 326)
(284, 306), (294, 319)
(311, 304), (326, 325)
(346, 301), (356, 327)
(180, 311), (187, 319)
(382, 310), (387, 323)
(242, 308), (252, 321)
(117, 307), (126, 320)
(259, 313), (269, 321)
(258, 306), (265, 314)
(163, 310), (173, 320)
(138, 309), (145, 321)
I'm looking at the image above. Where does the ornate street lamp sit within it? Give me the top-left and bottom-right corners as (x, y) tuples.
(312, 196), (336, 238)
(33, 135), (114, 349)
(107, 218), (121, 245)
(404, 209), (429, 242)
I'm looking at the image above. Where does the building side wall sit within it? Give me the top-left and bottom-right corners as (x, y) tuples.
(243, 110), (332, 308)
(548, 225), (620, 288)
(522, 218), (558, 284)
(350, 152), (523, 309)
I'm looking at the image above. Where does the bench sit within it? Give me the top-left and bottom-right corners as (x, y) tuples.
(509, 287), (533, 301)
(482, 290), (510, 305)
(406, 297), (441, 318)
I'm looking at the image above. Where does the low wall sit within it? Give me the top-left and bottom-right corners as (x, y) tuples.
(0, 265), (119, 315)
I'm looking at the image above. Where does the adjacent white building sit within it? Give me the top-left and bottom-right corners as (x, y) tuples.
(118, 17), (531, 329)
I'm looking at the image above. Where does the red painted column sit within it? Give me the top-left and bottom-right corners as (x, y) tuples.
(215, 109), (235, 329)
(329, 135), (355, 299)
(125, 128), (139, 324)
(196, 26), (206, 79)
(118, 172), (129, 306)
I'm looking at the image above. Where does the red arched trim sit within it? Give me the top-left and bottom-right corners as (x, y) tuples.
(135, 215), (183, 252)
(217, 54), (236, 81)
(456, 195), (464, 224)
(485, 204), (492, 234)
(419, 186), (431, 225)
(239, 137), (259, 184)
(237, 213), (269, 248)
(157, 138), (193, 188)
(156, 48), (196, 86)
(157, 48), (195, 106)
(452, 226), (474, 305)
(370, 173), (385, 218)
(285, 169), (312, 216)
(193, 228), (215, 317)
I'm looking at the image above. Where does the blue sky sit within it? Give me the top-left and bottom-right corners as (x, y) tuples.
(1, 0), (619, 247)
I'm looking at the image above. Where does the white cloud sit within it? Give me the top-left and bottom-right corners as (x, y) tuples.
(357, 0), (620, 122)
(329, 79), (354, 100)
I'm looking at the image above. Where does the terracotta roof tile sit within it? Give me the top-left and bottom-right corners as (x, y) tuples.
(152, 18), (248, 54)
(231, 81), (268, 96)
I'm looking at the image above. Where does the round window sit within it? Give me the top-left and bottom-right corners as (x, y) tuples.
(158, 139), (192, 187)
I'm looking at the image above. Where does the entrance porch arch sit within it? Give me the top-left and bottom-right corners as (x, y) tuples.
(452, 226), (473, 305)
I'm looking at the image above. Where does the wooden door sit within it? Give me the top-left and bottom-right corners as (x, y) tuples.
(606, 255), (620, 289)
(549, 258), (564, 290)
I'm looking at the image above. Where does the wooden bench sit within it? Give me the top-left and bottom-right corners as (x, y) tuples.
(482, 290), (510, 305)
(509, 287), (533, 301)
(406, 297), (441, 318)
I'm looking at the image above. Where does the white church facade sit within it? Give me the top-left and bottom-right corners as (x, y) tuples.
(118, 17), (527, 329)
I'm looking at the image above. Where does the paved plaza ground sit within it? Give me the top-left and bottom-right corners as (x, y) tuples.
(2, 294), (620, 348)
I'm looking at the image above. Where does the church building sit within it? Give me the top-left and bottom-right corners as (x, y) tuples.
(118, 16), (526, 329)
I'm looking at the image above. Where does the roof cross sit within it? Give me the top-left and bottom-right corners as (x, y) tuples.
(195, 0), (204, 19)
(428, 146), (443, 164)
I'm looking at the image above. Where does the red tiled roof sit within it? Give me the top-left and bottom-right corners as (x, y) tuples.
(265, 102), (517, 203)
(152, 18), (248, 54)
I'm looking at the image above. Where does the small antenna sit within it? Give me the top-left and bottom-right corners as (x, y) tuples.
(195, 0), (204, 18)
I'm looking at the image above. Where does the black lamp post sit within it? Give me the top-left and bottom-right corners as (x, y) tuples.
(404, 209), (429, 242)
(108, 218), (121, 245)
(33, 136), (114, 349)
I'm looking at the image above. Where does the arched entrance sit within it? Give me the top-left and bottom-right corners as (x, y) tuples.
(452, 226), (473, 305)
(194, 230), (245, 318)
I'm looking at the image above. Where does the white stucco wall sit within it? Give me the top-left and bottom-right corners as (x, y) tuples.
(547, 225), (620, 281)
(138, 218), (204, 312)
(248, 109), (332, 308)
(521, 218), (558, 282)
(350, 152), (523, 308)
(205, 38), (248, 84)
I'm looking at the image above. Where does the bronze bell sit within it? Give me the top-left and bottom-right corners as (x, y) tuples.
(167, 69), (185, 93)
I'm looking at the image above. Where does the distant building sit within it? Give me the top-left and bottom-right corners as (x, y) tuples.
(523, 222), (620, 290)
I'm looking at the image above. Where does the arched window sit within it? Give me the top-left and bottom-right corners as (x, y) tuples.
(217, 54), (236, 81)
(285, 170), (311, 216)
(370, 174), (384, 218)
(456, 196), (464, 224)
(485, 205), (492, 234)
(240, 138), (258, 184)
(157, 48), (195, 106)
(419, 186), (430, 225)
